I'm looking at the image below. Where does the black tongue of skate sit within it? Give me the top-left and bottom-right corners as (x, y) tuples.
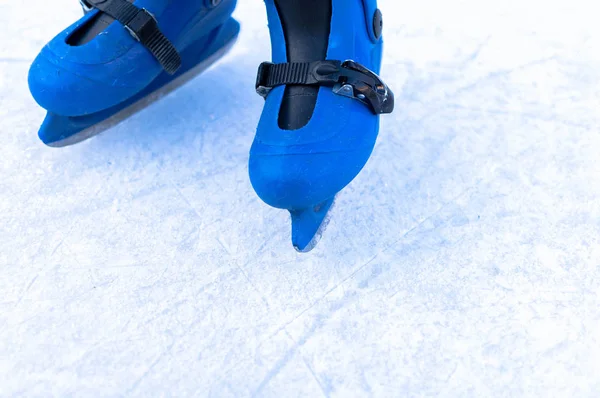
(272, 0), (331, 130)
(78, 0), (181, 74)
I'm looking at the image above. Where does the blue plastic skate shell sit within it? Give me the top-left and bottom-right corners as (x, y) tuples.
(249, 0), (385, 252)
(28, 0), (239, 146)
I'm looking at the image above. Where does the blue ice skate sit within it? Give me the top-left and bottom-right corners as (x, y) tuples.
(28, 0), (239, 147)
(249, 0), (394, 252)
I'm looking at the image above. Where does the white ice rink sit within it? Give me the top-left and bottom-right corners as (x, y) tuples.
(2, 0), (600, 395)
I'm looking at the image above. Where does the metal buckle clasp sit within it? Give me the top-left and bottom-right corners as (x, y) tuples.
(124, 8), (157, 42)
(256, 62), (274, 98)
(79, 0), (94, 13)
(332, 60), (395, 115)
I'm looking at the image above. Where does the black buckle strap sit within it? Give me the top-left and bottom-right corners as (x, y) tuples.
(81, 0), (181, 74)
(256, 60), (394, 115)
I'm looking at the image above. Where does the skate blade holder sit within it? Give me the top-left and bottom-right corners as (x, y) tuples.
(256, 60), (395, 115)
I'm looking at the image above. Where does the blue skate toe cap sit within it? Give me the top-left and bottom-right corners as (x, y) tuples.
(28, 52), (135, 117)
(250, 89), (381, 211)
(249, 148), (367, 211)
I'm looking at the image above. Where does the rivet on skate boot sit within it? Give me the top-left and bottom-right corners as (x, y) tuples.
(373, 9), (383, 40)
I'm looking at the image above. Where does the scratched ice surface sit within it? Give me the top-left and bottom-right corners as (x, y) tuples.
(2, 0), (600, 395)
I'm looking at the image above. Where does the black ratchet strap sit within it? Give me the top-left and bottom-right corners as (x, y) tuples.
(81, 0), (181, 74)
(255, 60), (394, 115)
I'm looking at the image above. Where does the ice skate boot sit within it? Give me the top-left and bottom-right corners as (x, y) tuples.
(249, 0), (394, 252)
(28, 0), (239, 147)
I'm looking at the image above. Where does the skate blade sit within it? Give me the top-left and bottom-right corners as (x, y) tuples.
(290, 196), (337, 253)
(45, 35), (238, 148)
